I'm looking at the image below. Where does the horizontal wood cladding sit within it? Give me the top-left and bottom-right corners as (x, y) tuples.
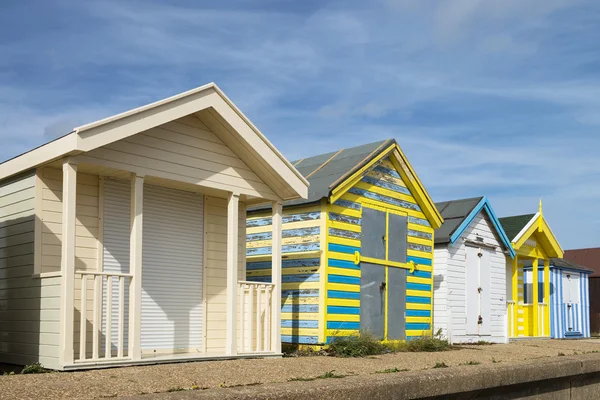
(0, 172), (60, 369)
(81, 115), (276, 199)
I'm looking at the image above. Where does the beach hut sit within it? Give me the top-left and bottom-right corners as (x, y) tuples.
(433, 197), (515, 344)
(564, 248), (600, 336)
(246, 139), (443, 345)
(523, 258), (591, 339)
(499, 203), (564, 338)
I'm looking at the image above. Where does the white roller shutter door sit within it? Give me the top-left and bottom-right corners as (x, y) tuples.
(141, 184), (204, 352)
(102, 178), (131, 353)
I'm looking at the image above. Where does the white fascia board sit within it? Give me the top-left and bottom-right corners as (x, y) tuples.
(513, 212), (540, 244)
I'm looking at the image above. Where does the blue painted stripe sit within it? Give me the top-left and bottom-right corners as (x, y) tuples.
(247, 226), (320, 241)
(250, 273), (320, 283)
(407, 282), (431, 292)
(361, 175), (411, 196)
(328, 258), (360, 270)
(408, 229), (432, 240)
(348, 188), (421, 212)
(327, 321), (360, 330)
(329, 227), (361, 240)
(373, 165), (401, 179)
(281, 335), (319, 344)
(246, 212), (321, 227)
(328, 274), (360, 285)
(406, 310), (431, 317)
(408, 243), (432, 253)
(406, 296), (431, 304)
(408, 216), (431, 227)
(328, 290), (360, 300)
(406, 323), (430, 330)
(247, 258), (321, 270)
(407, 256), (432, 266)
(282, 320), (319, 329)
(282, 289), (319, 298)
(409, 270), (432, 279)
(247, 242), (320, 256)
(282, 304), (319, 313)
(328, 306), (360, 315)
(328, 243), (360, 254)
(334, 199), (361, 210)
(329, 212), (361, 225)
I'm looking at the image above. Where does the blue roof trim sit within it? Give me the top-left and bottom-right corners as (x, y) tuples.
(449, 196), (516, 258)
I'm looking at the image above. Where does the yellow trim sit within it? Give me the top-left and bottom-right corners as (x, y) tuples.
(283, 296), (319, 306)
(408, 223), (434, 234)
(406, 330), (429, 337)
(246, 218), (320, 234)
(319, 199), (328, 344)
(328, 204), (361, 218)
(283, 282), (319, 290)
(407, 276), (432, 285)
(407, 289), (432, 298)
(330, 143), (397, 204)
(328, 314), (360, 322)
(328, 235), (361, 249)
(329, 266), (360, 278)
(329, 219), (361, 233)
(282, 327), (319, 336)
(247, 250), (321, 262)
(406, 303), (431, 311)
(327, 298), (360, 307)
(282, 312), (320, 321)
(327, 283), (360, 292)
(512, 214), (563, 258)
(328, 251), (355, 263)
(246, 234), (320, 249)
(406, 316), (430, 324)
(353, 181), (418, 206)
(408, 236), (433, 247)
(327, 329), (360, 337)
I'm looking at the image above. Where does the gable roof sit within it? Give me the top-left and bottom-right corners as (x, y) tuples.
(286, 140), (390, 206)
(564, 248), (600, 277)
(435, 196), (515, 258)
(498, 214), (536, 242)
(252, 139), (444, 229)
(0, 83), (309, 201)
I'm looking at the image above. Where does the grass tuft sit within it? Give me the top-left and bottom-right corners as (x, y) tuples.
(21, 363), (49, 374)
(460, 361), (481, 366)
(327, 333), (388, 357)
(433, 362), (449, 369)
(375, 367), (409, 374)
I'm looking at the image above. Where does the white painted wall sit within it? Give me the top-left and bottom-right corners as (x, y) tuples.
(433, 212), (508, 344)
(0, 172), (60, 369)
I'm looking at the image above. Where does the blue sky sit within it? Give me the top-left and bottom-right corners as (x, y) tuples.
(1, 0), (599, 249)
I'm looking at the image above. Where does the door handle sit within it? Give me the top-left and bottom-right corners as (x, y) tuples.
(380, 282), (386, 291)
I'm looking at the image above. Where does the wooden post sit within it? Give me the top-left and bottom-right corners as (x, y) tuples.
(59, 158), (77, 367)
(271, 201), (283, 354)
(543, 259), (551, 337)
(511, 255), (519, 337)
(225, 192), (240, 356)
(532, 258), (539, 336)
(129, 174), (144, 360)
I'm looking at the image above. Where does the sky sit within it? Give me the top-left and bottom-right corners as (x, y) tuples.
(1, 0), (599, 249)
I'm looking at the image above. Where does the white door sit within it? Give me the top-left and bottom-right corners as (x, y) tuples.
(102, 178), (131, 353)
(466, 246), (491, 335)
(141, 185), (204, 353)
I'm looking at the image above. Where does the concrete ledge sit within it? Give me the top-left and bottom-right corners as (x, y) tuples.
(127, 353), (600, 399)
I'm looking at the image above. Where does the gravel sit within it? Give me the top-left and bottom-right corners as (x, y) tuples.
(1, 339), (599, 400)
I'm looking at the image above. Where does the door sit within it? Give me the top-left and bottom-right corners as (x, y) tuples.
(387, 213), (407, 340)
(141, 185), (204, 353)
(360, 207), (387, 338)
(562, 271), (580, 335)
(465, 246), (491, 335)
(102, 178), (131, 352)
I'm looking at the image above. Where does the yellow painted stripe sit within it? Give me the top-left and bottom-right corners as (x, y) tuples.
(247, 234), (320, 249)
(328, 204), (361, 218)
(354, 181), (418, 207)
(247, 205), (322, 220)
(283, 282), (320, 290)
(408, 249), (432, 260)
(281, 312), (320, 321)
(406, 330), (430, 337)
(408, 223), (434, 234)
(328, 314), (360, 322)
(407, 276), (432, 285)
(407, 289), (432, 298)
(327, 283), (359, 292)
(327, 329), (359, 337)
(282, 328), (319, 336)
(407, 317), (431, 323)
(247, 250), (321, 262)
(327, 251), (355, 263)
(340, 192), (427, 220)
(413, 264), (432, 273)
(327, 298), (360, 307)
(246, 219), (321, 234)
(408, 236), (433, 247)
(328, 266), (360, 278)
(283, 296), (319, 306)
(328, 235), (361, 249)
(407, 303), (431, 311)
(328, 219), (361, 233)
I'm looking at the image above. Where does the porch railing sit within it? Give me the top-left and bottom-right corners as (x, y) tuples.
(507, 300), (516, 337)
(238, 281), (274, 353)
(76, 271), (133, 362)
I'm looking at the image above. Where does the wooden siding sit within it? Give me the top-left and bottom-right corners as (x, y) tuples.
(549, 268), (590, 339)
(246, 205), (322, 345)
(204, 196), (246, 353)
(433, 212), (508, 344)
(326, 158), (434, 342)
(0, 172), (60, 369)
(78, 115), (276, 200)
